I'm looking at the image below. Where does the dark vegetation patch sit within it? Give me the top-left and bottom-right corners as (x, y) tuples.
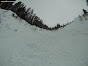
(0, 1), (73, 30)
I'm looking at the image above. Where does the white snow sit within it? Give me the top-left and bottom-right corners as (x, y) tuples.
(15, 0), (88, 27)
(0, 9), (88, 66)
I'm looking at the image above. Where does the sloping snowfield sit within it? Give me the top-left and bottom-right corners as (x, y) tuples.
(0, 9), (88, 66)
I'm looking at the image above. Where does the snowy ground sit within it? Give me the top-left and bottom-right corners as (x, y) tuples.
(0, 9), (88, 66)
(15, 0), (88, 27)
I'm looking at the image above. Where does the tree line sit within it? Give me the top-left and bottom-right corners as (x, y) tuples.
(0, 1), (69, 30)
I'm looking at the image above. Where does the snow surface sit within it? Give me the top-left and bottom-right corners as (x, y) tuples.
(15, 0), (88, 27)
(0, 9), (88, 66)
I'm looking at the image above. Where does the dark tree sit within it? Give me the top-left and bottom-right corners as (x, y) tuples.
(11, 1), (22, 12)
(83, 9), (87, 14)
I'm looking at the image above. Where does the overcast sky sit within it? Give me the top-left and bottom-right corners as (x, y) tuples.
(16, 0), (88, 27)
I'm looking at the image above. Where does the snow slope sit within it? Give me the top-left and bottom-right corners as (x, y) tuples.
(0, 9), (88, 66)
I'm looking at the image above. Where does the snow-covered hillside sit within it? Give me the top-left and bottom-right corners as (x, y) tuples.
(15, 0), (88, 27)
(0, 9), (88, 66)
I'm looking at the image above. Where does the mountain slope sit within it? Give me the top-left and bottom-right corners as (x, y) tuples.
(0, 9), (88, 66)
(15, 0), (88, 27)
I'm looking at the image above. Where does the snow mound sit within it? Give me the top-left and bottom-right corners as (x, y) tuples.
(0, 9), (88, 66)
